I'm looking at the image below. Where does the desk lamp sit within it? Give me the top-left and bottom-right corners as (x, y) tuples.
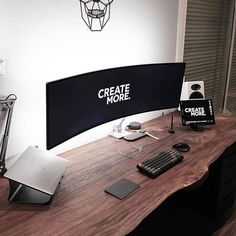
(0, 94), (17, 176)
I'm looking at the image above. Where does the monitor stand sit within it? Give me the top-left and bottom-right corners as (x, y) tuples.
(190, 124), (205, 132)
(4, 146), (68, 204)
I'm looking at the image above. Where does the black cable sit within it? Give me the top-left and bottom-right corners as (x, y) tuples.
(0, 94), (17, 101)
(6, 94), (17, 101)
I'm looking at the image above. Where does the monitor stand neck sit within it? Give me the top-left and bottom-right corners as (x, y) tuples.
(110, 118), (127, 139)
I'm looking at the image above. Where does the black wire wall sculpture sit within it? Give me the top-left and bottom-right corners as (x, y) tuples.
(79, 0), (113, 31)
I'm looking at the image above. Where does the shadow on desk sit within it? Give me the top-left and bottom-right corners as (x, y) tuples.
(128, 140), (236, 236)
(127, 190), (214, 236)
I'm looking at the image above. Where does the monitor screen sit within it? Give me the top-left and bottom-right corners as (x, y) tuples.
(46, 63), (186, 149)
(180, 99), (215, 126)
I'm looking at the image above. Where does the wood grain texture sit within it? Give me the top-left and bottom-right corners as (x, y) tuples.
(0, 112), (236, 236)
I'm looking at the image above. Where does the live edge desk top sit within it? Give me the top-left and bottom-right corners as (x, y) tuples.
(1, 112), (236, 236)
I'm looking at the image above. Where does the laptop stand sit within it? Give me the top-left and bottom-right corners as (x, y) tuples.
(4, 146), (68, 204)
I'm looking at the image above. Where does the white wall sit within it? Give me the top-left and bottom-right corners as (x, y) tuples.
(0, 0), (182, 157)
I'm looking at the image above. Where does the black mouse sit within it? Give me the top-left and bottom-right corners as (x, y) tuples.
(173, 143), (190, 152)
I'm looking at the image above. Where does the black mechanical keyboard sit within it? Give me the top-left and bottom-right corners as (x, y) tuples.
(137, 149), (184, 178)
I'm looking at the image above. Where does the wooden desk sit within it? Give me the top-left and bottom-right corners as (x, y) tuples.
(0, 112), (236, 236)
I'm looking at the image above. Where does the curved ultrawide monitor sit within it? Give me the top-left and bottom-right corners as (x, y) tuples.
(46, 63), (186, 149)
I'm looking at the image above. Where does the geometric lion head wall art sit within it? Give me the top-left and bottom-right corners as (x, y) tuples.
(79, 0), (113, 31)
